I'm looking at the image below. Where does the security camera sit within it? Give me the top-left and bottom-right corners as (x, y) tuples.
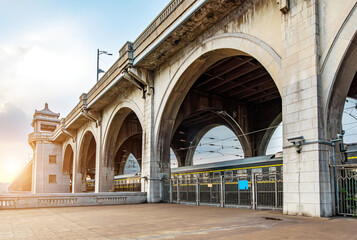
(287, 135), (305, 153)
(287, 135), (305, 143)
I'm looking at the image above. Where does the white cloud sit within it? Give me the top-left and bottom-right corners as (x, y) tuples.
(0, 19), (98, 182)
(0, 19), (96, 116)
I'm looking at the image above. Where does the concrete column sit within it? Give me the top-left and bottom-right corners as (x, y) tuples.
(95, 124), (102, 193)
(281, 0), (332, 217)
(73, 142), (85, 193)
(141, 82), (166, 202)
(71, 144), (77, 193)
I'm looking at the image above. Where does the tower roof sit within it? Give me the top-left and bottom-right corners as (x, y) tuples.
(34, 103), (60, 118)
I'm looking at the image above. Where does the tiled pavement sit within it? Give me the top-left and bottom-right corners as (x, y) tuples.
(0, 204), (356, 239)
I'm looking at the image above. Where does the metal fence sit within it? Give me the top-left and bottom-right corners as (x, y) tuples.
(163, 172), (283, 210)
(337, 167), (357, 216)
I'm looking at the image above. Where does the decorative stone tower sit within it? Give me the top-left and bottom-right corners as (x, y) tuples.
(28, 103), (69, 193)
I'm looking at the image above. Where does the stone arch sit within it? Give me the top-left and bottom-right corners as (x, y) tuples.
(78, 130), (97, 191)
(156, 34), (282, 173)
(62, 143), (74, 175)
(104, 107), (143, 168)
(102, 105), (143, 192)
(324, 34), (357, 141)
(102, 100), (144, 146)
(155, 32), (282, 127)
(62, 143), (74, 192)
(322, 5), (357, 141)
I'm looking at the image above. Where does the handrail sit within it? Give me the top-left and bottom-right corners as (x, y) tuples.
(133, 0), (185, 49)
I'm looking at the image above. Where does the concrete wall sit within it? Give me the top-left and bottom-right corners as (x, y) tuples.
(32, 142), (69, 193)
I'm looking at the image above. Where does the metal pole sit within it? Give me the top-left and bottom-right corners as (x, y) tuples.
(196, 177), (200, 206)
(177, 178), (180, 204)
(186, 178), (189, 202)
(252, 173), (256, 210)
(220, 175), (225, 207)
(331, 142), (338, 214)
(169, 178), (173, 203)
(96, 49), (99, 82)
(274, 173), (278, 208)
(237, 176), (240, 205)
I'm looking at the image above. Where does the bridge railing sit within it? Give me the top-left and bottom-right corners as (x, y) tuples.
(163, 172), (283, 210)
(0, 192), (146, 209)
(336, 166), (357, 216)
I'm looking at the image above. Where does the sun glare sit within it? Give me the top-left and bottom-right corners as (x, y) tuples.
(0, 160), (22, 183)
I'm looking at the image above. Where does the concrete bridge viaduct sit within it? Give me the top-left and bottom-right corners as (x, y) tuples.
(24, 0), (357, 217)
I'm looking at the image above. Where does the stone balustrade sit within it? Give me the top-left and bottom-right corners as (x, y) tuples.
(0, 192), (146, 209)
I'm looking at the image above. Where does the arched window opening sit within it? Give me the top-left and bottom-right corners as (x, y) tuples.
(123, 153), (140, 175)
(193, 126), (244, 165)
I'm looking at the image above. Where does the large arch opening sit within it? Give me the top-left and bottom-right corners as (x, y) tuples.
(104, 108), (143, 192)
(160, 52), (282, 174)
(78, 131), (96, 192)
(62, 144), (74, 192)
(325, 31), (357, 215)
(326, 33), (357, 161)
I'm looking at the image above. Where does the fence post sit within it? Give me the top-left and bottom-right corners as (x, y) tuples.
(169, 178), (173, 203)
(336, 168), (340, 215)
(274, 173), (278, 208)
(177, 177), (180, 204)
(220, 175), (225, 207)
(237, 176), (240, 205)
(252, 173), (256, 210)
(196, 177), (200, 206)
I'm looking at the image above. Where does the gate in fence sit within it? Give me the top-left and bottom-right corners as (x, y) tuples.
(163, 172), (283, 210)
(336, 166), (357, 216)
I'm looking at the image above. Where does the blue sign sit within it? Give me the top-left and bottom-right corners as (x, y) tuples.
(239, 180), (249, 190)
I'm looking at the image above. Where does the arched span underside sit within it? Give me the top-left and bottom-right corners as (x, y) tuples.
(105, 108), (136, 168)
(78, 131), (96, 183)
(322, 5), (357, 139)
(155, 33), (282, 131)
(158, 49), (282, 171)
(114, 133), (142, 175)
(62, 144), (74, 175)
(102, 100), (144, 157)
(325, 33), (357, 140)
(103, 109), (143, 192)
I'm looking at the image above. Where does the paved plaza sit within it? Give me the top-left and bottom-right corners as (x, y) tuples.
(0, 204), (356, 239)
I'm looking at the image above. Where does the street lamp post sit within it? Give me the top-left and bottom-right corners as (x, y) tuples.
(97, 49), (113, 82)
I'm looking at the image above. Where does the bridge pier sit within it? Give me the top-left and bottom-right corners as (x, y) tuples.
(281, 0), (333, 217)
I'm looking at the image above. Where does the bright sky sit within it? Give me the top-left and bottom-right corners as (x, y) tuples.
(0, 0), (171, 183)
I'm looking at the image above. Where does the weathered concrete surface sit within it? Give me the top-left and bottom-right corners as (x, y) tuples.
(0, 204), (355, 240)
